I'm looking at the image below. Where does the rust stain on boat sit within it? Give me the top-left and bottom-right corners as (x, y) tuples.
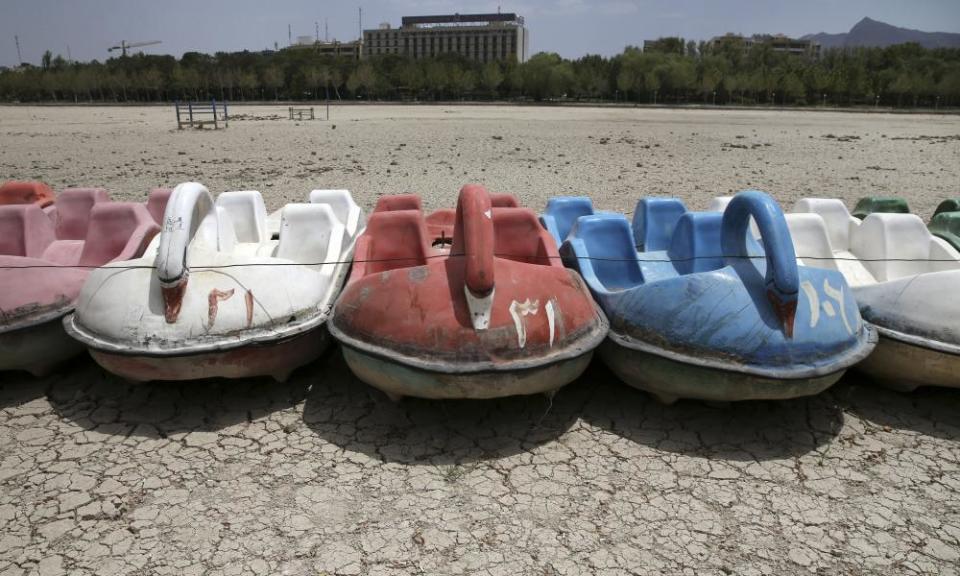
(161, 282), (187, 324)
(207, 288), (235, 327)
(245, 290), (254, 327)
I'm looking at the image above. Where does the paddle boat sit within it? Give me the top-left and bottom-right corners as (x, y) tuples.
(0, 180), (56, 208)
(65, 182), (364, 382)
(328, 184), (608, 400)
(555, 191), (876, 403)
(785, 197), (960, 390)
(929, 199), (960, 252)
(1, 185), (164, 376)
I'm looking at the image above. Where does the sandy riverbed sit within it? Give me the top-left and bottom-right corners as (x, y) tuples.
(1, 105), (959, 576)
(1, 104), (957, 216)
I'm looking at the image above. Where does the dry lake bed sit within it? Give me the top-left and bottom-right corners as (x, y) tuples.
(1, 104), (959, 575)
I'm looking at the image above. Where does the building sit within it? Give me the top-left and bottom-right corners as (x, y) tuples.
(286, 39), (363, 60)
(363, 13), (528, 63)
(709, 33), (820, 58)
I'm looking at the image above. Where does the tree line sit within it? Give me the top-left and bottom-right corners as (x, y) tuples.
(1, 39), (958, 108)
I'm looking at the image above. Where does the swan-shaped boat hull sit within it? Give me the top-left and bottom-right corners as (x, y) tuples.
(329, 185), (608, 400)
(65, 182), (364, 382)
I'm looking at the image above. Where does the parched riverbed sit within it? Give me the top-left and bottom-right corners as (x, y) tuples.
(1, 104), (959, 575)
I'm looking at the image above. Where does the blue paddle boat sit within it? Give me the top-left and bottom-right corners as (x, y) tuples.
(550, 191), (877, 403)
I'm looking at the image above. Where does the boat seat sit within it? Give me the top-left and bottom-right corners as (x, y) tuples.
(786, 213), (876, 286)
(146, 188), (172, 225)
(276, 203), (344, 267)
(541, 197), (594, 245)
(374, 194), (421, 213)
(633, 198), (688, 252)
(667, 212), (725, 275)
(707, 196), (732, 212)
(490, 193), (520, 208)
(793, 198), (858, 251)
(493, 207), (555, 266)
(216, 191), (268, 244)
(53, 188), (110, 240)
(851, 213), (936, 281)
(574, 214), (644, 292)
(309, 189), (362, 235)
(425, 209), (456, 242)
(0, 204), (56, 257)
(786, 213), (838, 269)
(78, 203), (159, 267)
(362, 209), (432, 275)
(0, 181), (55, 207)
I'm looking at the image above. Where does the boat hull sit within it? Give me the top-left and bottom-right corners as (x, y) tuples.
(341, 345), (594, 400)
(0, 317), (84, 377)
(86, 328), (329, 383)
(855, 334), (960, 391)
(599, 339), (845, 404)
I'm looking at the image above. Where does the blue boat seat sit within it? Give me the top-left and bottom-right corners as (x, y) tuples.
(632, 198), (688, 252)
(540, 197), (594, 245)
(570, 215), (643, 292)
(667, 212), (725, 276)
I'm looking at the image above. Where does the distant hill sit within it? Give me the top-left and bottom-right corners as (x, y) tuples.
(803, 17), (960, 49)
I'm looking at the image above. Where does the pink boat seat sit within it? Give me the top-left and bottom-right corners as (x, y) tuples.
(146, 188), (172, 225)
(492, 207), (557, 267)
(0, 181), (56, 208)
(0, 204), (56, 257)
(374, 194), (422, 213)
(360, 210), (432, 275)
(78, 203), (160, 267)
(490, 193), (520, 208)
(52, 188), (110, 240)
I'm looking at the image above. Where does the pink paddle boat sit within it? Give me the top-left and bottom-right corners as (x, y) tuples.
(0, 184), (167, 376)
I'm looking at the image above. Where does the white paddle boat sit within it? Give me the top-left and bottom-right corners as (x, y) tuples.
(65, 182), (365, 382)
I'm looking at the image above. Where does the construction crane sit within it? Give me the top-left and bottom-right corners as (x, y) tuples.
(108, 40), (161, 57)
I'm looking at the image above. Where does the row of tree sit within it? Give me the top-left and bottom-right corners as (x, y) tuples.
(1, 40), (958, 107)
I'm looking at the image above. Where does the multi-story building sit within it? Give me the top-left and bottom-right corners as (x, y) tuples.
(286, 39), (363, 60)
(709, 33), (821, 58)
(363, 13), (528, 63)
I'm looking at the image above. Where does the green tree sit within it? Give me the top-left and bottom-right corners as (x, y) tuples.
(479, 62), (504, 97)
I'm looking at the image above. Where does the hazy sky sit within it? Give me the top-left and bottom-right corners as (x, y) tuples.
(3, 0), (960, 67)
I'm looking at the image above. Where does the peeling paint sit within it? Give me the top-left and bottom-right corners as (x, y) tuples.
(509, 298), (540, 348)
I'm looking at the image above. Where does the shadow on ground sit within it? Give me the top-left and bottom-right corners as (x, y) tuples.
(47, 352), (312, 438)
(578, 361), (845, 461)
(832, 371), (960, 441)
(302, 350), (581, 465)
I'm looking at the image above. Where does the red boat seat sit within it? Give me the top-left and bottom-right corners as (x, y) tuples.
(53, 188), (110, 240)
(0, 204), (56, 257)
(374, 194), (422, 213)
(0, 181), (55, 208)
(78, 203), (160, 267)
(490, 193), (520, 208)
(147, 188), (172, 225)
(361, 209), (432, 275)
(426, 209), (456, 241)
(492, 207), (558, 267)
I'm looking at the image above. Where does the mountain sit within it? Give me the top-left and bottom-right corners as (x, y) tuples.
(803, 17), (960, 49)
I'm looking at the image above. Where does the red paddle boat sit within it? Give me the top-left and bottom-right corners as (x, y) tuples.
(328, 184), (608, 400)
(0, 183), (167, 376)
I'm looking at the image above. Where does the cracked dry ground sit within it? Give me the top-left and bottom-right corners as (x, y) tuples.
(1, 350), (958, 576)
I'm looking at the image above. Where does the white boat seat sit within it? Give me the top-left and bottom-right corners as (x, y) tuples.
(793, 198), (858, 251)
(309, 189), (363, 236)
(216, 191), (268, 244)
(785, 214), (839, 271)
(276, 203), (345, 268)
(852, 213), (938, 281)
